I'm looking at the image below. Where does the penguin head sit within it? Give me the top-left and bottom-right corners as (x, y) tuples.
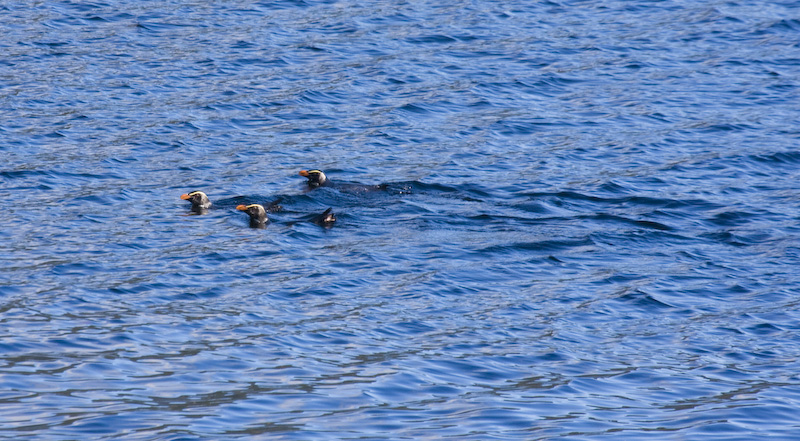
(180, 191), (212, 209)
(236, 204), (268, 225)
(299, 169), (327, 187)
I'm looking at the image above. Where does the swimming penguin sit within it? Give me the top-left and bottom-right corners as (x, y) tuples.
(311, 207), (336, 227)
(298, 169), (387, 193)
(180, 191), (212, 213)
(236, 204), (268, 228)
(298, 169), (328, 188)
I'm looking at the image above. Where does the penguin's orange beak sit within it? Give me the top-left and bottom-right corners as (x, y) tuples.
(180, 194), (191, 200)
(299, 170), (309, 177)
(236, 205), (247, 211)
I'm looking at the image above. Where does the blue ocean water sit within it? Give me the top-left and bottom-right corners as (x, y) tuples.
(1, 0), (800, 438)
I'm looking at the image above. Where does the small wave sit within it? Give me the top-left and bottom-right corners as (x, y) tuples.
(614, 289), (676, 310)
(517, 190), (721, 212)
(749, 150), (800, 166)
(406, 34), (458, 45)
(592, 213), (673, 231)
(477, 236), (596, 254)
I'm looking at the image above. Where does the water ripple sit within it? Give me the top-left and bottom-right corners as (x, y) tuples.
(2, 0), (800, 439)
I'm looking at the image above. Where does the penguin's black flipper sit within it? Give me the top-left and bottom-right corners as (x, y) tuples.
(311, 207), (336, 227)
(265, 197), (284, 213)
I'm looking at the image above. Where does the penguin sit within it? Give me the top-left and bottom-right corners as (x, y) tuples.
(311, 207), (336, 227)
(236, 204), (268, 228)
(298, 169), (328, 188)
(180, 191), (211, 213)
(298, 169), (387, 193)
